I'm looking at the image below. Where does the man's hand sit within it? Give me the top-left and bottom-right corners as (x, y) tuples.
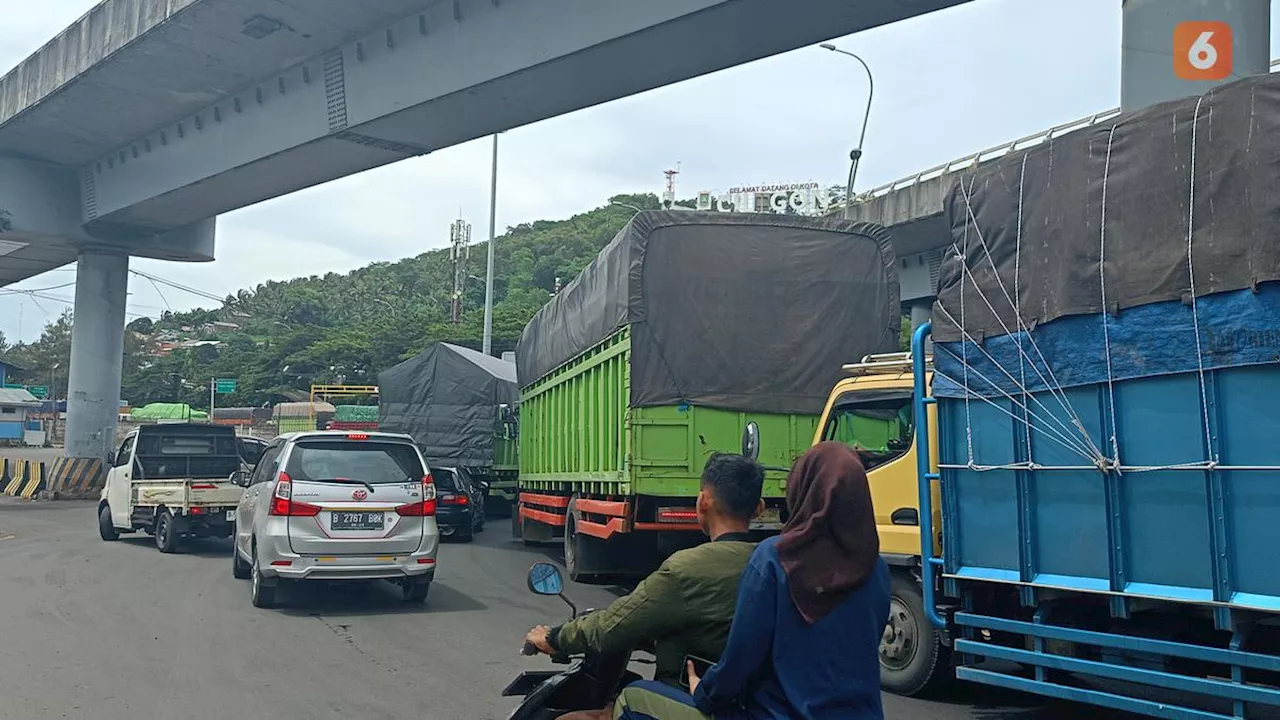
(687, 660), (702, 695)
(525, 625), (555, 655)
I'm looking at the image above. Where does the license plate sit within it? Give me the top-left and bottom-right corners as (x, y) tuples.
(751, 508), (782, 530)
(331, 511), (384, 531)
(226, 510), (237, 522)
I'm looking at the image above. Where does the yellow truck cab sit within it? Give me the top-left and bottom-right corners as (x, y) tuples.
(810, 352), (947, 696)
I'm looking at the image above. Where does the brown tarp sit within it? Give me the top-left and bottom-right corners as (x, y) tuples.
(934, 70), (1280, 343)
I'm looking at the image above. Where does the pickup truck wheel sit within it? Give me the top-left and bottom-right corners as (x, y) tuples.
(231, 535), (251, 580)
(155, 511), (181, 554)
(98, 504), (119, 542)
(880, 572), (951, 697)
(251, 547), (277, 608)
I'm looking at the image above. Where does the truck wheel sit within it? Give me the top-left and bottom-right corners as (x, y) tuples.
(155, 510), (181, 554)
(231, 536), (251, 580)
(511, 506), (522, 540)
(98, 504), (119, 542)
(251, 545), (277, 609)
(880, 572), (951, 697)
(565, 501), (600, 584)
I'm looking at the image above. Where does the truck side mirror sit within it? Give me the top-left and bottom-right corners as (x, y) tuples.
(106, 450), (117, 466)
(742, 422), (761, 462)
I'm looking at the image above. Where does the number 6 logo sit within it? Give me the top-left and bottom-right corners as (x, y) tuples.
(1174, 21), (1233, 81)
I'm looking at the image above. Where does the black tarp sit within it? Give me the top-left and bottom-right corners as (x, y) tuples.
(377, 343), (518, 467)
(935, 70), (1280, 343)
(516, 211), (899, 415)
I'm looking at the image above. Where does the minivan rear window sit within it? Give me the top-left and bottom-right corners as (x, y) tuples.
(285, 441), (425, 485)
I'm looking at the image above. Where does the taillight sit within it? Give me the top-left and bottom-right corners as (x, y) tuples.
(396, 475), (436, 517)
(441, 493), (469, 506)
(347, 433), (368, 441)
(657, 507), (698, 523)
(269, 472), (322, 517)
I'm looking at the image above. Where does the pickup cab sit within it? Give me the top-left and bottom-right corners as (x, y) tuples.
(97, 424), (246, 553)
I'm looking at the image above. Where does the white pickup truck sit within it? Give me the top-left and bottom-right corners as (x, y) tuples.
(97, 424), (260, 553)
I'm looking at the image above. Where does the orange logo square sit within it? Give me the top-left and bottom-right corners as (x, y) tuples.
(1174, 21), (1233, 81)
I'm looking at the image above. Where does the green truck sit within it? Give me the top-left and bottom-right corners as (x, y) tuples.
(513, 210), (899, 583)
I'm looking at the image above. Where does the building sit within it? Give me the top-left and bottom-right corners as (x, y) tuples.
(0, 387), (43, 447)
(0, 358), (23, 387)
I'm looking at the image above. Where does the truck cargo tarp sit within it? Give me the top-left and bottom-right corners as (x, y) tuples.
(131, 403), (204, 420)
(378, 343), (518, 467)
(934, 71), (1280, 343)
(516, 211), (899, 415)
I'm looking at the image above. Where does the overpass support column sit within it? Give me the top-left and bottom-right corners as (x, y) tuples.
(910, 300), (932, 332)
(52, 251), (129, 499)
(1121, 0), (1270, 112)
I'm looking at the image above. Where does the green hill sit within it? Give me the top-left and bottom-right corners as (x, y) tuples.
(3, 193), (663, 409)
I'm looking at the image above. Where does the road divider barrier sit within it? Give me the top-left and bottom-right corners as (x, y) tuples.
(49, 457), (107, 500)
(1, 459), (48, 499)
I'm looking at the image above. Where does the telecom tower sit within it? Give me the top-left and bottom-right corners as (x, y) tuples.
(450, 215), (472, 325)
(662, 166), (680, 207)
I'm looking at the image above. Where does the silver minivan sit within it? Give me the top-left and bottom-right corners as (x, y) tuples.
(230, 431), (439, 608)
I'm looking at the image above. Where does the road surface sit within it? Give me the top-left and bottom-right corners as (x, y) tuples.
(0, 498), (1129, 719)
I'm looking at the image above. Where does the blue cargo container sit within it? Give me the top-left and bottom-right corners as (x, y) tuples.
(912, 284), (1280, 718)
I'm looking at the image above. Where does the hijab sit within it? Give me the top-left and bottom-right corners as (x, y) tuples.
(776, 442), (880, 624)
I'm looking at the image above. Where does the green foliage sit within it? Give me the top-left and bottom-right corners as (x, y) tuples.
(3, 194), (663, 409)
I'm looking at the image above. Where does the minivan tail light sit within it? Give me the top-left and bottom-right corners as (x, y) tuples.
(396, 475), (436, 517)
(269, 472), (321, 517)
(441, 494), (469, 506)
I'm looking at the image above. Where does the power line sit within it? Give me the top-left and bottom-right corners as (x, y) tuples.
(129, 269), (227, 305)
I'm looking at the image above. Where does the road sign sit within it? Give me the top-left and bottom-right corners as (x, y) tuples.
(214, 378), (237, 394)
(27, 386), (48, 399)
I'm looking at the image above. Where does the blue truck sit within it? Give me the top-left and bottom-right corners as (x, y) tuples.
(823, 71), (1280, 717)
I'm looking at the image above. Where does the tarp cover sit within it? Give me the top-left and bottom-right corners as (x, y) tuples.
(934, 70), (1280, 343)
(378, 343), (518, 467)
(334, 405), (379, 423)
(516, 211), (899, 415)
(131, 403), (203, 420)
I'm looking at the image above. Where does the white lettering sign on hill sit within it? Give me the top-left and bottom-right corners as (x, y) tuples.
(696, 183), (836, 216)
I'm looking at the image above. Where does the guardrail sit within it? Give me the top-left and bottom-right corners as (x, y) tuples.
(855, 59), (1280, 203)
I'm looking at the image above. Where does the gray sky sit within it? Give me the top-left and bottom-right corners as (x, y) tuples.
(0, 0), (1273, 341)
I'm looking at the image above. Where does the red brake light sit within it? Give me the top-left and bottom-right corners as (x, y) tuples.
(396, 475), (436, 517)
(657, 507), (698, 523)
(269, 472), (322, 517)
(441, 494), (470, 505)
(347, 433), (368, 440)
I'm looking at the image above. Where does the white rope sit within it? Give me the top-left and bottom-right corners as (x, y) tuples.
(955, 182), (1107, 461)
(932, 362), (1099, 464)
(1099, 125), (1123, 469)
(1186, 96), (1216, 463)
(934, 304), (1102, 461)
(960, 180), (975, 465)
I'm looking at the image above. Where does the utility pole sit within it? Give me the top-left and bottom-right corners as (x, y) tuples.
(209, 376), (215, 416)
(1121, 0), (1268, 112)
(482, 133), (499, 356)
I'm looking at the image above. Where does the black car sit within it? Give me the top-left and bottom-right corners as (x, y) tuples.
(433, 466), (486, 541)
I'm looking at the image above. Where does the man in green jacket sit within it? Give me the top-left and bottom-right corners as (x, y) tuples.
(523, 453), (766, 719)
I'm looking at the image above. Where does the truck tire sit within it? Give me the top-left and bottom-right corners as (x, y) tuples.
(250, 544), (277, 609)
(231, 535), (251, 580)
(98, 504), (119, 542)
(155, 510), (181, 554)
(511, 505), (522, 540)
(880, 572), (951, 697)
(564, 499), (608, 584)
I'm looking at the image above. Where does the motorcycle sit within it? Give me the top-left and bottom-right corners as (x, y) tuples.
(503, 562), (648, 720)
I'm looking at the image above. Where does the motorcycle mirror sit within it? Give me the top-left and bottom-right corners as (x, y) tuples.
(742, 422), (761, 462)
(527, 562), (564, 596)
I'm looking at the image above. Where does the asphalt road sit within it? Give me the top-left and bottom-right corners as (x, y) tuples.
(0, 498), (1131, 720)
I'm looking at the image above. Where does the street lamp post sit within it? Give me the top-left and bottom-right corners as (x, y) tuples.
(820, 43), (875, 218)
(482, 133), (499, 356)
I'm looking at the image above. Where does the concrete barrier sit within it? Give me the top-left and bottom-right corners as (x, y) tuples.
(49, 457), (107, 500)
(19, 461), (46, 499)
(2, 459), (46, 498)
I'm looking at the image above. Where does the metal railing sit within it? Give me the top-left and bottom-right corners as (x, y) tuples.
(856, 59), (1280, 203)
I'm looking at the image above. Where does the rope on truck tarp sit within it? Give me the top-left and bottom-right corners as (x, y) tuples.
(940, 100), (1228, 475)
(1098, 126), (1124, 468)
(954, 181), (1108, 465)
(1185, 96), (1218, 466)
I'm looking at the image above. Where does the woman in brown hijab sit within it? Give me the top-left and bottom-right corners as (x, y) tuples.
(677, 442), (889, 719)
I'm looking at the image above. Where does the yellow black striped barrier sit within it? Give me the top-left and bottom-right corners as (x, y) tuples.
(2, 459), (46, 498)
(49, 457), (107, 500)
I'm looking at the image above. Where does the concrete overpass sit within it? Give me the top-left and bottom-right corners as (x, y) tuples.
(0, 0), (970, 493)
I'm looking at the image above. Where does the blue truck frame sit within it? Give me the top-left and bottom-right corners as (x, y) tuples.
(912, 320), (1280, 719)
